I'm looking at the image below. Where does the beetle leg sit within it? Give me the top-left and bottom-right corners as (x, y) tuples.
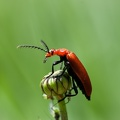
(58, 78), (78, 103)
(55, 61), (70, 77)
(65, 78), (78, 97)
(60, 62), (63, 70)
(70, 78), (78, 96)
(51, 58), (64, 73)
(46, 58), (63, 78)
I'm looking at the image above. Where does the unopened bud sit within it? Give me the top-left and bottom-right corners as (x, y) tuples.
(40, 70), (71, 99)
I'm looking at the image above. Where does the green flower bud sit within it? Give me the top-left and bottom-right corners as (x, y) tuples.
(40, 70), (71, 99)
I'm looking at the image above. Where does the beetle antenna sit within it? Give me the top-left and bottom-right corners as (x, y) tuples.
(40, 40), (49, 52)
(17, 45), (47, 52)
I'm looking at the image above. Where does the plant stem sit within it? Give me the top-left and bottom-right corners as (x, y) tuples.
(57, 96), (68, 120)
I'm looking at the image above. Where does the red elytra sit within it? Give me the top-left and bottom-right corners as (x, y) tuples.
(17, 40), (92, 100)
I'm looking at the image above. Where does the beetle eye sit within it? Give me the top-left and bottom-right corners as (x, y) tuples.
(50, 49), (54, 55)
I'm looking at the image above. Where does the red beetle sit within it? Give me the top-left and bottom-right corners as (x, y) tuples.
(18, 40), (92, 100)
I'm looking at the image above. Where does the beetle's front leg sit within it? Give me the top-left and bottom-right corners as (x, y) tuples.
(47, 58), (63, 78)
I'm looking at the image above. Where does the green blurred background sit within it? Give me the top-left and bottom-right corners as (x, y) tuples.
(0, 0), (120, 120)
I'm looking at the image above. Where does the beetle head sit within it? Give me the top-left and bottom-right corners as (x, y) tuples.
(43, 49), (55, 63)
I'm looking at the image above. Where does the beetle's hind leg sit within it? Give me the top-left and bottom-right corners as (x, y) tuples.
(58, 78), (78, 103)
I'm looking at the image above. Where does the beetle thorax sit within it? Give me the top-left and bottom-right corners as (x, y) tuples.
(45, 48), (70, 57)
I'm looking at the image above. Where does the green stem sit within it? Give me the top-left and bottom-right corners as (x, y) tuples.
(57, 96), (68, 120)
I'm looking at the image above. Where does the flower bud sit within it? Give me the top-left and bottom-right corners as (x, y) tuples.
(40, 70), (71, 99)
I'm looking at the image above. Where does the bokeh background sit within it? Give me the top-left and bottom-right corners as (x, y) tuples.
(0, 0), (120, 120)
